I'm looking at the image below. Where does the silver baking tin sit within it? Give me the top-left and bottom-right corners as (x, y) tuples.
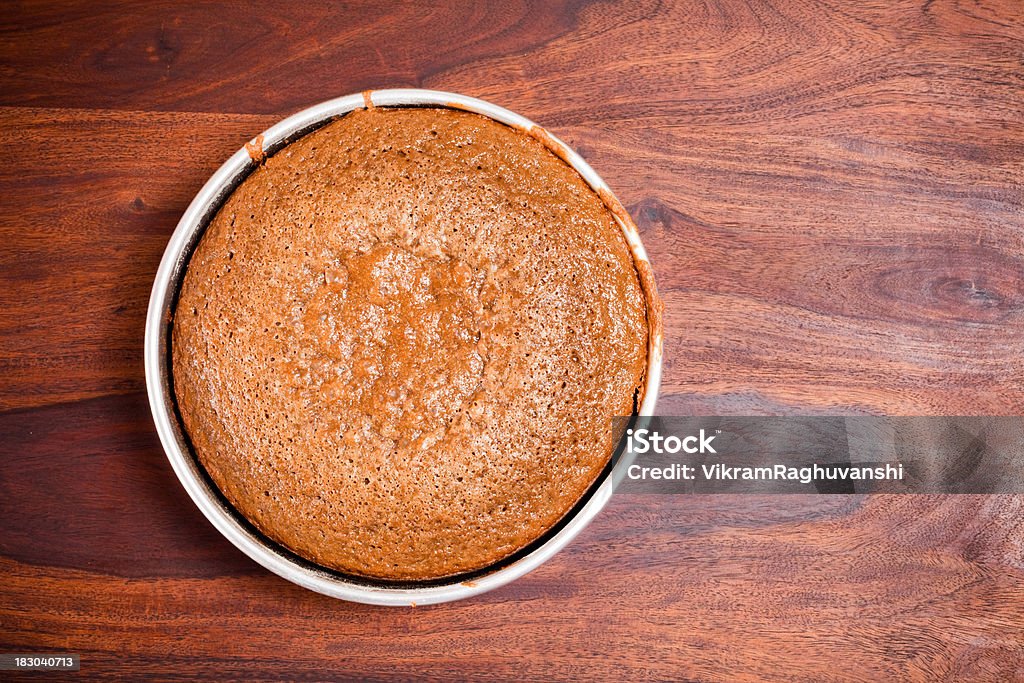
(145, 89), (663, 606)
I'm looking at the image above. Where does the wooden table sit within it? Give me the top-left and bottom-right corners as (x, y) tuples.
(2, 1), (1023, 680)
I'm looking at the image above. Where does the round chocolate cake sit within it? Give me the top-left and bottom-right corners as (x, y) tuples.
(172, 106), (652, 580)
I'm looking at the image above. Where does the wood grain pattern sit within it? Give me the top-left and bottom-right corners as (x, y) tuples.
(1, 0), (1023, 680)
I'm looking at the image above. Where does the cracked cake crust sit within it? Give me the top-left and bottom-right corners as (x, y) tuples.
(172, 106), (650, 580)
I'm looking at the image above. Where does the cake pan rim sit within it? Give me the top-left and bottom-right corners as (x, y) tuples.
(144, 88), (663, 606)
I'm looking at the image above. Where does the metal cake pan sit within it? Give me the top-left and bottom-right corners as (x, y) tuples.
(145, 89), (663, 605)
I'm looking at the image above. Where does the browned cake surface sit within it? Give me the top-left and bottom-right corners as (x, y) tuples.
(172, 106), (650, 580)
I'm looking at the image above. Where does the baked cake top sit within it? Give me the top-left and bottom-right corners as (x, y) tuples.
(172, 106), (650, 580)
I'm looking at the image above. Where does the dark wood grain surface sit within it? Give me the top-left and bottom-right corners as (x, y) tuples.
(2, 1), (1023, 680)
